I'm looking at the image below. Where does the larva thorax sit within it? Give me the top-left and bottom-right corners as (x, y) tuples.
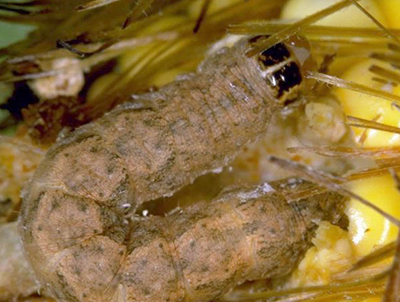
(26, 35), (312, 206)
(19, 36), (317, 302)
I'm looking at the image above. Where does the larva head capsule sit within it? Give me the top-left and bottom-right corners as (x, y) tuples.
(250, 35), (316, 106)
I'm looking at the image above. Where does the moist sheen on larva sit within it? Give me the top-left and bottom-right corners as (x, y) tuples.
(19, 36), (344, 302)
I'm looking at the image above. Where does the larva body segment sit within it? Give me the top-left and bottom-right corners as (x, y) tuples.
(19, 37), (326, 302)
(121, 180), (347, 302)
(24, 38), (274, 208)
(22, 177), (347, 302)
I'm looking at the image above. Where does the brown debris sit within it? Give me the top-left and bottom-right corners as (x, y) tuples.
(21, 96), (85, 145)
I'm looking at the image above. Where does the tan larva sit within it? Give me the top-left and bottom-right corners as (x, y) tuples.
(19, 35), (342, 302)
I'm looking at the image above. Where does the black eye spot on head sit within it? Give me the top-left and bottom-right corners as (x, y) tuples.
(249, 35), (305, 104)
(272, 62), (302, 98)
(259, 43), (290, 67)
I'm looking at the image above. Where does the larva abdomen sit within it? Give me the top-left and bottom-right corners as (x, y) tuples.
(123, 182), (346, 302)
(20, 36), (319, 301)
(22, 179), (347, 302)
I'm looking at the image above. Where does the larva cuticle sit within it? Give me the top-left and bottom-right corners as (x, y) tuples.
(19, 35), (345, 302)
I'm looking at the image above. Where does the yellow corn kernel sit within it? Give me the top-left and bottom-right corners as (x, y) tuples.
(282, 0), (398, 295)
(289, 221), (355, 286)
(328, 57), (367, 77)
(346, 175), (400, 257)
(297, 97), (348, 145)
(379, 0), (400, 28)
(281, 0), (388, 28)
(333, 59), (400, 147)
(281, 1), (388, 75)
(363, 298), (381, 302)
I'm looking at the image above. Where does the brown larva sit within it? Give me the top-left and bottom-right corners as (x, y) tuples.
(19, 35), (343, 302)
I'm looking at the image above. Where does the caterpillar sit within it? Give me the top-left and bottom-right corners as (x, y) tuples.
(19, 35), (344, 302)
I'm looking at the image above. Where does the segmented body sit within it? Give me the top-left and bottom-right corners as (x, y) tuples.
(19, 37), (340, 302)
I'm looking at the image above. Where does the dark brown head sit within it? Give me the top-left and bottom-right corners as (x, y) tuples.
(250, 35), (316, 106)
